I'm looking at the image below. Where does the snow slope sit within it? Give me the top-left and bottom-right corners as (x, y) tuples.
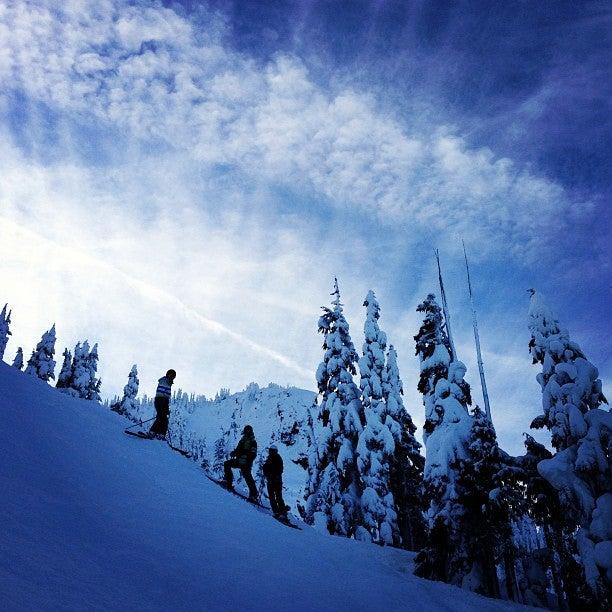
(1, 364), (530, 610)
(116, 382), (318, 511)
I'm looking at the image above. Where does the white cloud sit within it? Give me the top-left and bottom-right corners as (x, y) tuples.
(0, 136), (390, 400)
(0, 0), (574, 257)
(0, 1), (587, 458)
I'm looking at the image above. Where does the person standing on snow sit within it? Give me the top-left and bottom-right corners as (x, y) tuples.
(263, 444), (288, 518)
(149, 369), (176, 439)
(224, 425), (258, 501)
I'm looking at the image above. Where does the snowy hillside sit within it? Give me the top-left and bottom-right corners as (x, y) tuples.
(0, 363), (531, 610)
(113, 382), (318, 512)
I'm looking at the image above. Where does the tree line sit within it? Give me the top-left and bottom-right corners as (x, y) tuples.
(0, 272), (609, 610)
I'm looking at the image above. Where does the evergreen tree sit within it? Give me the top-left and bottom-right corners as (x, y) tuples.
(24, 325), (56, 382)
(356, 290), (398, 545)
(413, 294), (474, 588)
(212, 434), (227, 477)
(512, 434), (570, 609)
(511, 514), (549, 607)
(305, 278), (364, 538)
(112, 365), (139, 415)
(69, 341), (90, 397)
(527, 291), (610, 609)
(56, 348), (73, 389)
(383, 344), (426, 551)
(455, 406), (524, 599)
(12, 347), (23, 370)
(528, 290), (607, 450)
(85, 343), (101, 402)
(0, 303), (11, 361)
(255, 452), (267, 499)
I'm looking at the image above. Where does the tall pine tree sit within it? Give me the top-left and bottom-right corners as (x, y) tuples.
(383, 344), (426, 551)
(455, 406), (524, 599)
(528, 291), (610, 609)
(513, 434), (570, 610)
(413, 294), (474, 588)
(356, 290), (398, 544)
(56, 348), (73, 389)
(85, 343), (102, 402)
(0, 304), (11, 361)
(305, 279), (364, 537)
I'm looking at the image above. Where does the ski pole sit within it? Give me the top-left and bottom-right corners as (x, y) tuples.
(125, 416), (156, 431)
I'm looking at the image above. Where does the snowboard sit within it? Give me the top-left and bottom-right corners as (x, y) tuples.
(205, 474), (301, 530)
(124, 429), (192, 458)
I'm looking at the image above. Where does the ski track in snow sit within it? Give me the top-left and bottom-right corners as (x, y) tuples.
(0, 364), (533, 611)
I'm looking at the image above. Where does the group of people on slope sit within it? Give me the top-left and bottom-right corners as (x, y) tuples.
(150, 369), (289, 519)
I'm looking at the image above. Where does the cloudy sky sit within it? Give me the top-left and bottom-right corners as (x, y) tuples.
(0, 0), (609, 454)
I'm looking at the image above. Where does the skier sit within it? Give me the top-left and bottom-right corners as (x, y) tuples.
(263, 444), (288, 518)
(149, 369), (176, 439)
(224, 425), (258, 501)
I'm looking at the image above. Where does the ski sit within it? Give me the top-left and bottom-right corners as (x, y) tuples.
(168, 443), (192, 458)
(124, 430), (192, 458)
(204, 474), (301, 530)
(124, 429), (153, 439)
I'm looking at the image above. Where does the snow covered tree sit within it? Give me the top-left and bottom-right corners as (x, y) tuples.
(454, 406), (525, 599)
(512, 434), (569, 609)
(24, 325), (56, 382)
(112, 365), (139, 415)
(85, 343), (101, 402)
(304, 279), (364, 538)
(528, 290), (607, 451)
(511, 514), (549, 608)
(12, 347), (23, 370)
(356, 290), (398, 545)
(212, 434), (227, 477)
(414, 294), (471, 438)
(56, 341), (102, 401)
(255, 452), (267, 500)
(60, 341), (86, 396)
(0, 303), (11, 361)
(65, 341), (102, 401)
(528, 291), (610, 608)
(56, 348), (73, 389)
(383, 344), (426, 551)
(413, 294), (474, 588)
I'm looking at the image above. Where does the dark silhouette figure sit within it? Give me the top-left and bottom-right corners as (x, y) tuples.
(150, 369), (176, 438)
(224, 425), (258, 500)
(263, 445), (287, 517)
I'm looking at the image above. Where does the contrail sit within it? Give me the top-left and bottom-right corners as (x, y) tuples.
(0, 217), (312, 380)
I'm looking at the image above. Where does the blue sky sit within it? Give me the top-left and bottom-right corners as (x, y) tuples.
(0, 0), (609, 454)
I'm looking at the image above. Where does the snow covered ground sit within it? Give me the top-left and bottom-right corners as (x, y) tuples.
(1, 364), (532, 610)
(116, 382), (318, 512)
